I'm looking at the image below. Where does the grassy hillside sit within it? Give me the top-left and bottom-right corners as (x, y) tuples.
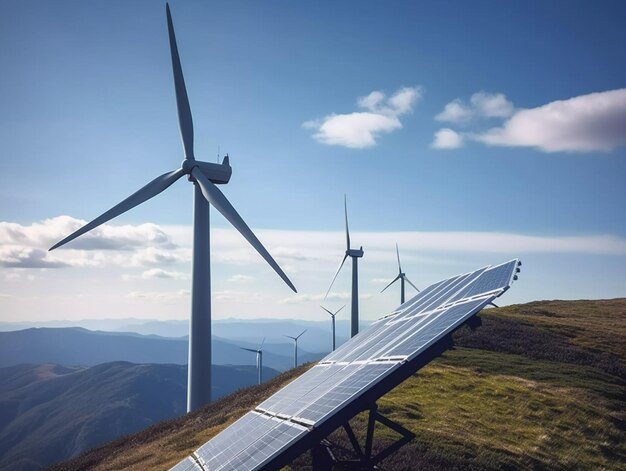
(49, 299), (626, 470)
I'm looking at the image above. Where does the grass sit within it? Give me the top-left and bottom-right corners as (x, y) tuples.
(493, 299), (626, 361)
(48, 299), (626, 471)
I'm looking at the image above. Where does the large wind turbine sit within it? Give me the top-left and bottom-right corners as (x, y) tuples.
(48, 4), (296, 413)
(240, 338), (265, 385)
(381, 243), (420, 304)
(284, 329), (307, 368)
(320, 305), (345, 351)
(325, 196), (363, 338)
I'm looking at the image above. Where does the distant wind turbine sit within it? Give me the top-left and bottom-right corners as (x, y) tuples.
(381, 243), (420, 304)
(320, 305), (345, 351)
(240, 338), (265, 385)
(325, 195), (363, 338)
(284, 329), (307, 368)
(48, 4), (296, 413)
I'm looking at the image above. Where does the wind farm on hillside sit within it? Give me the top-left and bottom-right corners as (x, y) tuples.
(1, 1), (625, 471)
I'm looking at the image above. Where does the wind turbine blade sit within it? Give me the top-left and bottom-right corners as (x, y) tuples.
(344, 194), (350, 249)
(325, 253), (348, 299)
(166, 4), (194, 160)
(284, 334), (296, 340)
(396, 243), (402, 274)
(335, 305), (346, 316)
(380, 274), (401, 293)
(296, 329), (307, 339)
(191, 167), (297, 293)
(259, 337), (265, 350)
(49, 168), (184, 251)
(240, 347), (257, 353)
(320, 305), (335, 317)
(404, 276), (420, 292)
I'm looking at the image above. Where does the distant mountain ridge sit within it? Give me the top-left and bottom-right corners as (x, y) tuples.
(0, 362), (279, 471)
(0, 327), (322, 372)
(0, 318), (368, 352)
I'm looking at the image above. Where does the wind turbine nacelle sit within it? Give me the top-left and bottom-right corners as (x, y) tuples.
(184, 158), (232, 184)
(347, 248), (364, 258)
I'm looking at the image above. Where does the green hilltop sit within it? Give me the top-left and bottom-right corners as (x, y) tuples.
(50, 299), (626, 471)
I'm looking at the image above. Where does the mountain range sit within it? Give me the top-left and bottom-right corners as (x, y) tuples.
(0, 327), (323, 372)
(0, 361), (278, 471)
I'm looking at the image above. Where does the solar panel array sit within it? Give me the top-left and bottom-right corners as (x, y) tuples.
(170, 259), (520, 471)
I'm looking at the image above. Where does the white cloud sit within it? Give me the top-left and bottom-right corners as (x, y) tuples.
(129, 247), (187, 267)
(214, 290), (264, 304)
(431, 128), (464, 149)
(304, 86), (423, 148)
(228, 274), (254, 282)
(0, 246), (69, 269)
(436, 92), (513, 123)
(371, 278), (392, 284)
(127, 289), (190, 301)
(474, 88), (626, 152)
(0, 216), (175, 252)
(123, 268), (188, 281)
(279, 292), (372, 304)
(470, 92), (514, 118)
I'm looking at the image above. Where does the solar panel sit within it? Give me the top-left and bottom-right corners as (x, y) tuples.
(170, 259), (520, 471)
(169, 457), (203, 471)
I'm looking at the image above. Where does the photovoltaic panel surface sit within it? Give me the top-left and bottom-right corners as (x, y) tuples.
(170, 259), (520, 471)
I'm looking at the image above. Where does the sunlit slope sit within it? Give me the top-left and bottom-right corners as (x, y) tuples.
(49, 299), (626, 471)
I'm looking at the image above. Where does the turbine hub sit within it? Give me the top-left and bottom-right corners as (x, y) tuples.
(181, 159), (198, 174)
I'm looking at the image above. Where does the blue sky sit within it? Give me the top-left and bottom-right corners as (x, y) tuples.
(1, 0), (625, 322)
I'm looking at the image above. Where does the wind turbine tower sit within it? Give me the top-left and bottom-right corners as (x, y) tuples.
(48, 4), (296, 413)
(240, 338), (265, 385)
(284, 330), (307, 368)
(325, 196), (364, 338)
(381, 243), (420, 304)
(320, 305), (345, 351)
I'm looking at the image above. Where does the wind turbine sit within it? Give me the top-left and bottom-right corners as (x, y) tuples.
(320, 305), (345, 351)
(325, 195), (363, 338)
(48, 4), (296, 413)
(284, 329), (307, 368)
(240, 338), (265, 385)
(381, 243), (420, 304)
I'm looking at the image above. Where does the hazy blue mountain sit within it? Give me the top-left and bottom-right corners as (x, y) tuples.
(0, 362), (278, 471)
(0, 318), (371, 353)
(0, 328), (322, 372)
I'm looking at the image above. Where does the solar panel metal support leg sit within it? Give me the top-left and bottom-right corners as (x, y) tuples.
(313, 403), (415, 470)
(311, 439), (335, 470)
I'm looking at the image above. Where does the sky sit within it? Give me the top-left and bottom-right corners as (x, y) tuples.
(1, 0), (625, 323)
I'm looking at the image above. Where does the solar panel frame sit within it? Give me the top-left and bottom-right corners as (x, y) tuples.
(169, 259), (520, 471)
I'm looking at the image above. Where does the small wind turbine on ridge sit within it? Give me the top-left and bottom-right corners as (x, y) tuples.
(240, 338), (265, 385)
(320, 305), (345, 351)
(284, 329), (307, 368)
(381, 243), (419, 304)
(325, 195), (363, 338)
(48, 4), (296, 413)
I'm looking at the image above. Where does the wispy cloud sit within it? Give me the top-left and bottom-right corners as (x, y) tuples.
(279, 292), (372, 304)
(127, 289), (190, 301)
(227, 274), (255, 282)
(435, 92), (514, 124)
(123, 268), (188, 281)
(474, 88), (626, 152)
(304, 86), (423, 148)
